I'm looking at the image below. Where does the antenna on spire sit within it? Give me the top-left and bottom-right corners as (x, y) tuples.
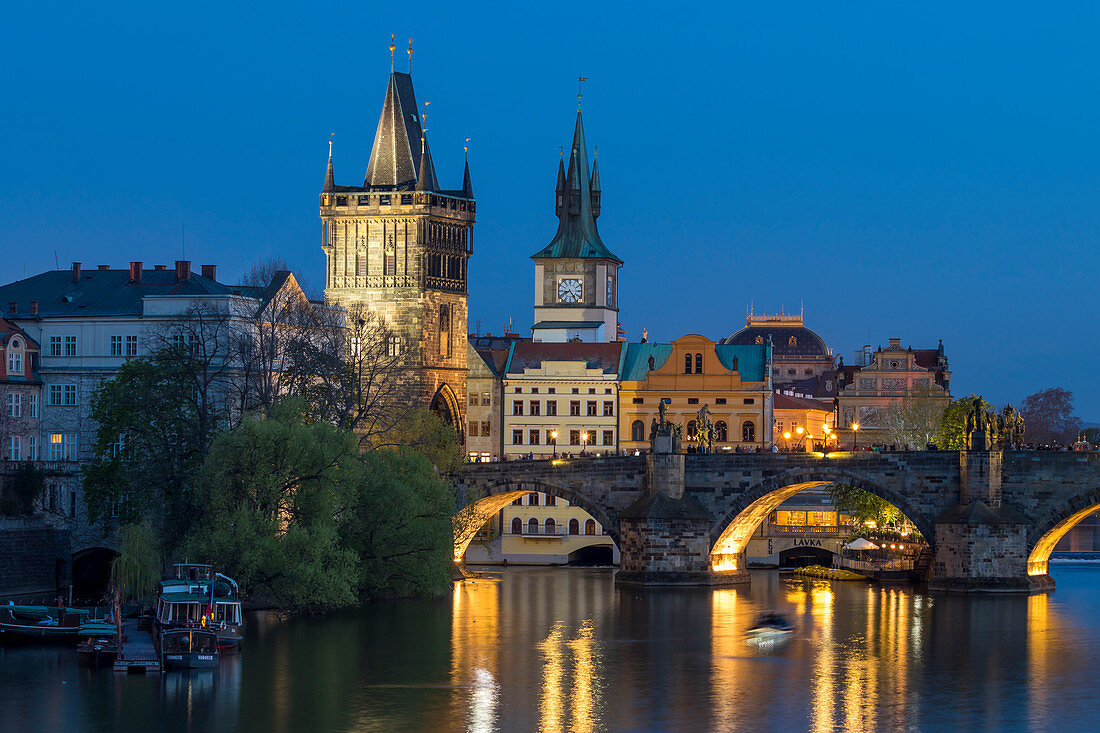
(421, 101), (430, 136)
(389, 33), (396, 72)
(407, 37), (413, 74)
(329, 131), (334, 157)
(464, 137), (470, 160)
(577, 75), (587, 109)
(559, 145), (564, 158)
(594, 145), (598, 159)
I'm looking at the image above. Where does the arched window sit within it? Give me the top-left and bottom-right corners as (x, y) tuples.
(511, 517), (522, 534)
(687, 420), (698, 439)
(569, 518), (580, 535)
(631, 420), (644, 441)
(527, 517), (539, 535)
(742, 420), (756, 443)
(695, 353), (703, 373)
(715, 420), (728, 442)
(545, 518), (556, 534)
(584, 519), (597, 535)
(684, 354), (692, 374)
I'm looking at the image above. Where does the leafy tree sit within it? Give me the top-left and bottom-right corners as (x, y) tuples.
(1, 463), (45, 515)
(184, 399), (359, 610)
(828, 484), (902, 528)
(881, 385), (949, 450)
(340, 448), (455, 598)
(1021, 387), (1082, 446)
(110, 521), (163, 602)
(381, 407), (464, 474)
(935, 394), (995, 450)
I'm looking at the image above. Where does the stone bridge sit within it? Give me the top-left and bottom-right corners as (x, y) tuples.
(453, 450), (1100, 592)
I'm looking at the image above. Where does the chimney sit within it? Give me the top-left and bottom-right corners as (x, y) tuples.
(129, 262), (143, 282)
(175, 260), (191, 281)
(30, 301), (38, 315)
(201, 264), (217, 281)
(97, 265), (109, 270)
(71, 262), (82, 282)
(154, 264), (166, 271)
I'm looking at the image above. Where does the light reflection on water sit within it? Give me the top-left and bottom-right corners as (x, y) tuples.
(4, 566), (1100, 731)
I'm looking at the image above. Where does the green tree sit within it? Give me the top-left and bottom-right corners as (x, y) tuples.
(882, 385), (949, 450)
(828, 484), (902, 528)
(1, 463), (45, 515)
(110, 521), (163, 602)
(934, 394), (994, 450)
(381, 407), (464, 474)
(184, 399), (359, 610)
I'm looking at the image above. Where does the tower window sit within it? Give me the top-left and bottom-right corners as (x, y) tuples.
(358, 195), (371, 205)
(379, 194), (391, 205)
(384, 253), (396, 276)
(401, 194), (413, 205)
(356, 254), (367, 276)
(335, 196), (347, 206)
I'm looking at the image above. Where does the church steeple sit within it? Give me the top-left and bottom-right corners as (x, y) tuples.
(554, 155), (566, 216)
(532, 110), (621, 262)
(323, 137), (335, 193)
(589, 151), (601, 219)
(363, 72), (425, 189)
(462, 159), (474, 198)
(415, 133), (438, 192)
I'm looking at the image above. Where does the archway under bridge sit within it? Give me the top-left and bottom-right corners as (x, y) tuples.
(1026, 488), (1100, 577)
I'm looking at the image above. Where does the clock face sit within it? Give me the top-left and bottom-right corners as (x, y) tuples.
(558, 278), (582, 303)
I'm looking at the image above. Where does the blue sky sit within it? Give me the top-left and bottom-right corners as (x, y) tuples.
(2, 2), (1098, 418)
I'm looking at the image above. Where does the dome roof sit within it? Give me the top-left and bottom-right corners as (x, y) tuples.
(722, 325), (830, 357)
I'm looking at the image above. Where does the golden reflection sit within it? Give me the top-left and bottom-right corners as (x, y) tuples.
(709, 588), (740, 727)
(566, 620), (601, 733)
(1027, 592), (1057, 731)
(534, 619), (603, 732)
(451, 578), (502, 730)
(537, 623), (567, 731)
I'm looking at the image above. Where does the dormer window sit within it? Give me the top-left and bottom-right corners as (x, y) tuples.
(755, 336), (764, 345)
(788, 336), (797, 346)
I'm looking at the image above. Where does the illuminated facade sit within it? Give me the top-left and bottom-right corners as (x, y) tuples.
(321, 67), (474, 432)
(465, 335), (521, 461)
(773, 393), (834, 452)
(617, 334), (772, 453)
(722, 310), (837, 397)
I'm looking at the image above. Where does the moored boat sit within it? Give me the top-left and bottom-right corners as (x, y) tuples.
(160, 627), (219, 669)
(154, 563), (243, 650)
(746, 610), (794, 643)
(0, 603), (93, 643)
(76, 621), (119, 666)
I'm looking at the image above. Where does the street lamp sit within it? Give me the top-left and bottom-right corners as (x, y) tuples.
(581, 430), (588, 456)
(551, 430), (558, 459)
(822, 424), (832, 455)
(852, 423), (860, 452)
(795, 425), (805, 451)
(783, 431), (792, 452)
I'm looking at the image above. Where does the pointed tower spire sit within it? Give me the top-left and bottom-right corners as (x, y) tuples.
(323, 134), (335, 193)
(364, 72), (425, 189)
(590, 146), (601, 219)
(554, 153), (566, 216)
(416, 132), (438, 192)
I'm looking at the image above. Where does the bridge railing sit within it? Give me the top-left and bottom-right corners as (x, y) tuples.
(769, 525), (840, 536)
(505, 527), (608, 538)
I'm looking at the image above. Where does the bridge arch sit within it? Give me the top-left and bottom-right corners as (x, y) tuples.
(706, 467), (935, 571)
(1026, 486), (1100, 576)
(71, 546), (119, 596)
(453, 478), (620, 562)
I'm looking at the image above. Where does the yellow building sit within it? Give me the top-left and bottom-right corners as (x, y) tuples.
(773, 393), (835, 452)
(465, 335), (522, 462)
(501, 341), (623, 459)
(618, 335), (772, 453)
(463, 491), (617, 565)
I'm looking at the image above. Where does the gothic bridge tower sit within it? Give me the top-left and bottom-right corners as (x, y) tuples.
(530, 101), (622, 342)
(321, 65), (475, 433)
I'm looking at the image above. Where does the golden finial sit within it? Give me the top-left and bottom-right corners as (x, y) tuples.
(407, 37), (413, 74)
(577, 75), (587, 109)
(559, 145), (564, 158)
(421, 101), (430, 136)
(329, 131), (334, 156)
(389, 33), (396, 72)
(594, 145), (598, 159)
(464, 137), (470, 159)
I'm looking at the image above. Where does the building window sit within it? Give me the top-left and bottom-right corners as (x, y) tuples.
(49, 385), (61, 405)
(547, 388), (556, 394)
(512, 429), (523, 445)
(546, 401), (558, 416)
(585, 429), (597, 446)
(588, 388), (596, 394)
(684, 354), (692, 374)
(687, 398), (699, 405)
(569, 519), (579, 535)
(804, 368), (813, 376)
(631, 420), (644, 441)
(529, 429), (540, 445)
(632, 397), (643, 404)
(8, 436), (20, 461)
(468, 421), (479, 437)
(602, 401), (614, 417)
(528, 518), (539, 534)
(29, 393), (37, 417)
(386, 335), (403, 357)
(585, 519), (596, 535)
(571, 388), (579, 394)
(687, 420), (698, 439)
(469, 393), (478, 406)
(481, 421), (491, 435)
(531, 387), (539, 394)
(695, 353), (703, 373)
(715, 398), (726, 405)
(7, 393), (20, 417)
(569, 430), (581, 446)
(789, 336), (797, 346)
(755, 336), (763, 345)
(514, 387), (522, 394)
(602, 430), (614, 446)
(586, 401), (597, 417)
(64, 336), (77, 357)
(512, 401), (524, 416)
(743, 398), (755, 405)
(64, 434), (76, 460)
(49, 336), (62, 356)
(356, 254), (367, 276)
(482, 392), (491, 406)
(28, 436), (37, 460)
(511, 518), (522, 534)
(545, 518), (556, 535)
(384, 253), (396, 276)
(742, 421), (756, 443)
(110, 335), (123, 357)
(439, 305), (451, 357)
(64, 385), (77, 406)
(715, 421), (728, 442)
(569, 401), (581, 416)
(48, 434), (64, 461)
(125, 335), (139, 357)
(529, 400), (540, 416)
(546, 429), (556, 445)
(8, 350), (23, 374)
(547, 495), (557, 507)
(528, 493), (540, 506)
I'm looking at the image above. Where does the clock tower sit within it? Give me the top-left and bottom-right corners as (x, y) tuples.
(530, 105), (621, 342)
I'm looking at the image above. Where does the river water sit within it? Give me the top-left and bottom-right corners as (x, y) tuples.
(3, 564), (1100, 732)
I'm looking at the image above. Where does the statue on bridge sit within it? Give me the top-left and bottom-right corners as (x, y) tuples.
(966, 396), (1010, 451)
(1001, 405), (1025, 449)
(695, 404), (714, 454)
(650, 399), (682, 454)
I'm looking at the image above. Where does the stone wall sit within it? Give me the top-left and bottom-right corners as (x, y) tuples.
(0, 517), (70, 596)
